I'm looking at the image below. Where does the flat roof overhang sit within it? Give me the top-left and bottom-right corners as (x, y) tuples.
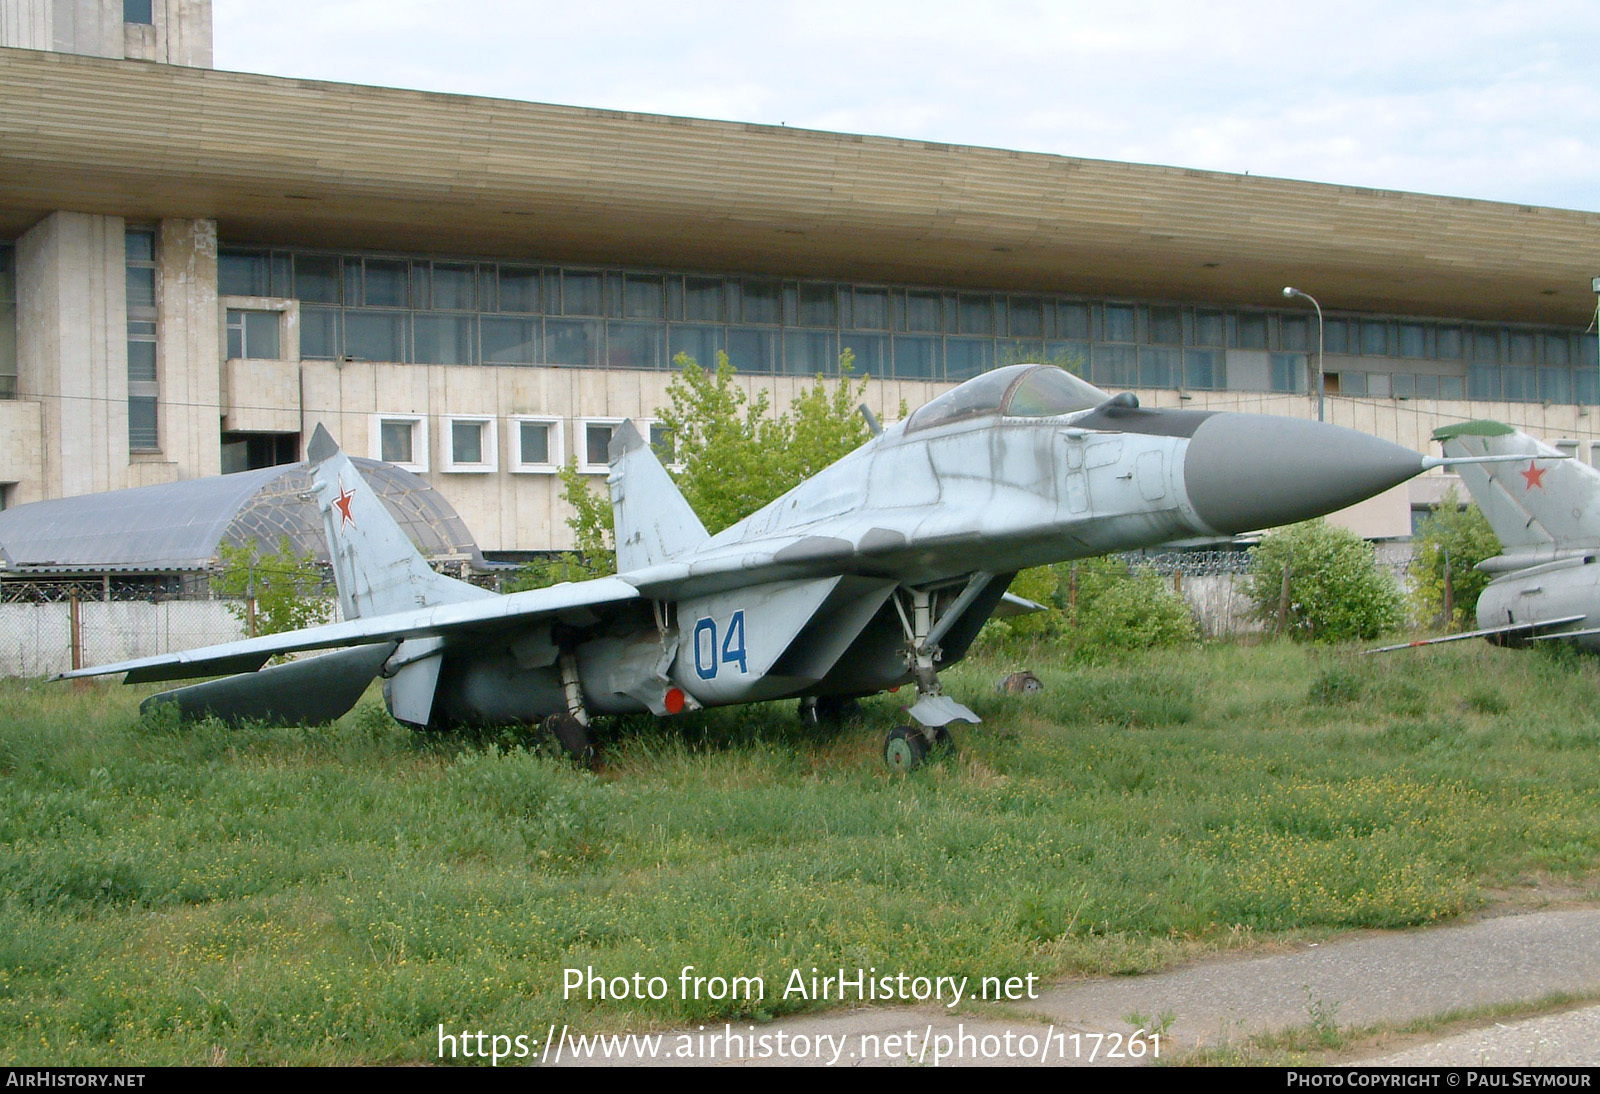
(2, 47), (1597, 325)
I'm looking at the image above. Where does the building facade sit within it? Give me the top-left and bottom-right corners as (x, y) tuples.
(2, 1), (1598, 554)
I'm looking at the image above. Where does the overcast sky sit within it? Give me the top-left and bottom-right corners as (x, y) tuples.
(213, 0), (1599, 212)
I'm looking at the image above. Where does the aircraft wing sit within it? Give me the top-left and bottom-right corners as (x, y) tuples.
(1365, 614), (1586, 654)
(56, 575), (643, 683)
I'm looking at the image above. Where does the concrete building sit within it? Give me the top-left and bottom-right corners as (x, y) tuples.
(2, 0), (1598, 558)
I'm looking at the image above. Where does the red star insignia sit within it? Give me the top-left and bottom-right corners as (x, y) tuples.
(333, 480), (357, 527)
(1519, 461), (1547, 491)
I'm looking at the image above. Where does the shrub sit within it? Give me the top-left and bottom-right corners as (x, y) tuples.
(1063, 558), (1199, 660)
(1247, 520), (1404, 642)
(978, 559), (1198, 659)
(1409, 488), (1500, 630)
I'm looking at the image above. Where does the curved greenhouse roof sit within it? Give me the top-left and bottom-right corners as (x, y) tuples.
(0, 460), (484, 574)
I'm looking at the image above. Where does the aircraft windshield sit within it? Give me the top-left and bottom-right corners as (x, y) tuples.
(905, 365), (1110, 433)
(905, 365), (1036, 432)
(1003, 366), (1108, 417)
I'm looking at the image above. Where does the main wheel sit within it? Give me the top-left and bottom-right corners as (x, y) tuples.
(544, 713), (594, 764)
(800, 696), (863, 729)
(884, 725), (929, 773)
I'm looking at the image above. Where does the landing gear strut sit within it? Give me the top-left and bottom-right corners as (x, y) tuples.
(798, 695), (863, 728)
(881, 580), (985, 772)
(546, 652), (595, 763)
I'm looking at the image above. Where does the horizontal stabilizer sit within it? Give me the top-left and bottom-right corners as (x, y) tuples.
(141, 642), (396, 726)
(124, 652), (274, 684)
(1366, 614), (1586, 653)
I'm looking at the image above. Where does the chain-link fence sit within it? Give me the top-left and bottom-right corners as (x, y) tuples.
(1077, 543), (1421, 639)
(0, 581), (340, 678)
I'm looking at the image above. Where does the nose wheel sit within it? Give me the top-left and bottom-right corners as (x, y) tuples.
(883, 724), (954, 774)
(884, 726), (928, 773)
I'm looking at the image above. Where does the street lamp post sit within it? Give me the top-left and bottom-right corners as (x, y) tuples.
(1283, 286), (1325, 422)
(1591, 277), (1600, 409)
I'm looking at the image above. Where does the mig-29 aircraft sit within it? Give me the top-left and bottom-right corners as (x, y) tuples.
(62, 364), (1451, 769)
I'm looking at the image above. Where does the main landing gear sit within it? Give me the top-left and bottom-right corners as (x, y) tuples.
(544, 652), (595, 763)
(797, 695), (863, 728)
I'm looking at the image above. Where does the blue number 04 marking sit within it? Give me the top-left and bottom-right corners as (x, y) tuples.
(693, 610), (748, 680)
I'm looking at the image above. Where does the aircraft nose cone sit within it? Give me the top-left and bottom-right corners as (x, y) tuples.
(1183, 414), (1425, 535)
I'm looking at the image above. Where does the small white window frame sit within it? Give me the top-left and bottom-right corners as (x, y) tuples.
(509, 415), (564, 474)
(370, 413), (428, 473)
(440, 415), (498, 473)
(577, 417), (626, 474)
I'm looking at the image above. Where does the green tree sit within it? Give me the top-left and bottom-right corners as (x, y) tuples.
(654, 351), (792, 533)
(1246, 519), (1405, 642)
(1409, 488), (1500, 630)
(212, 535), (331, 637)
(978, 558), (1199, 658)
(1061, 557), (1198, 660)
(784, 347), (871, 481)
(512, 350), (873, 588)
(997, 343), (1088, 377)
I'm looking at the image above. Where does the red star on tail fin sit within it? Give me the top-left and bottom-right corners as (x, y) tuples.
(334, 480), (357, 526)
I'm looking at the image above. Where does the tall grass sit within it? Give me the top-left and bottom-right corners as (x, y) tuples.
(2, 642), (1597, 1064)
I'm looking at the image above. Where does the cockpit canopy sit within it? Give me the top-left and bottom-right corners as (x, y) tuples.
(904, 364), (1109, 433)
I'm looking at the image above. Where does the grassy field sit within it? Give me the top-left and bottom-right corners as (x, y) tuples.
(3, 640), (1599, 1065)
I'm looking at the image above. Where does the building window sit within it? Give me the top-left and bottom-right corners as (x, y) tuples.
(371, 415), (428, 472)
(1269, 352), (1307, 393)
(0, 244), (15, 399)
(1184, 349), (1223, 390)
(1147, 306), (1183, 346)
(1236, 312), (1269, 350)
(649, 422), (679, 469)
(226, 309), (282, 360)
(1102, 304), (1136, 343)
(441, 416), (496, 472)
(124, 0), (153, 25)
(578, 419), (625, 473)
(228, 241), (1597, 407)
(126, 229), (158, 451)
(510, 417), (563, 473)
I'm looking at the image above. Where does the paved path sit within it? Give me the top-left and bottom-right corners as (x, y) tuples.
(552, 907), (1600, 1066)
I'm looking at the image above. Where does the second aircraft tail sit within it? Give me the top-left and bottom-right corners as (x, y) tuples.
(607, 419), (710, 572)
(306, 423), (493, 619)
(1435, 420), (1600, 551)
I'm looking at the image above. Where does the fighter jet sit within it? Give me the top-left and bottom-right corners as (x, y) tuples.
(1372, 421), (1600, 654)
(61, 364), (1446, 769)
